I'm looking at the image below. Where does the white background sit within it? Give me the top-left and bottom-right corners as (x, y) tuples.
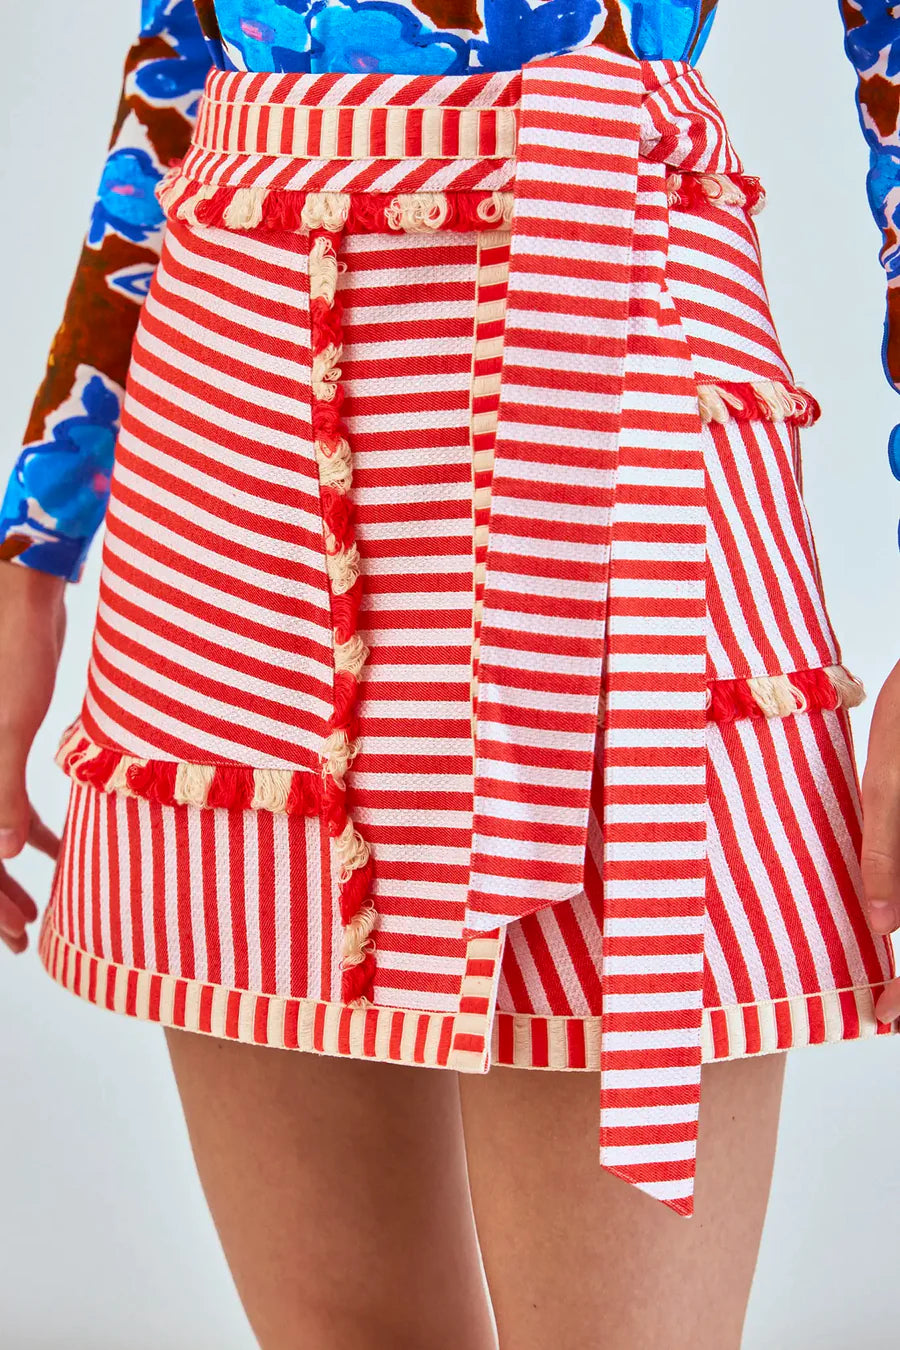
(1, 2), (899, 1345)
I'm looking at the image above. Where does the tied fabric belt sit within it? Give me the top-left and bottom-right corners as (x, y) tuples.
(161, 47), (755, 1216)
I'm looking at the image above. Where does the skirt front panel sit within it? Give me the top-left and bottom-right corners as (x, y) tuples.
(42, 766), (892, 1067)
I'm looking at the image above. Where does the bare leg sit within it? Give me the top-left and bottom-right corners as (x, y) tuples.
(460, 1054), (785, 1350)
(165, 1029), (496, 1350)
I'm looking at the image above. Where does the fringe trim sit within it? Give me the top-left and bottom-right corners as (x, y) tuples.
(706, 665), (866, 723)
(666, 171), (766, 215)
(157, 173), (516, 236)
(54, 721), (324, 815)
(59, 666), (864, 812)
(308, 227), (378, 1007)
(697, 379), (821, 428)
(157, 171), (761, 240)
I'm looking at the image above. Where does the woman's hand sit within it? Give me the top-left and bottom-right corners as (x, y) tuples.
(0, 562), (66, 953)
(861, 657), (900, 1021)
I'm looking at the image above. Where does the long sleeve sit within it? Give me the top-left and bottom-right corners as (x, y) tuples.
(0, 0), (212, 581)
(840, 3), (900, 404)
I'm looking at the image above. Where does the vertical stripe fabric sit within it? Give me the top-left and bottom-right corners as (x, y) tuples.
(40, 48), (896, 1219)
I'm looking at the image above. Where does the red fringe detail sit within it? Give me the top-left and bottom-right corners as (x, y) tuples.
(320, 778), (349, 838)
(285, 771), (324, 817)
(58, 735), (91, 774)
(191, 187), (238, 228)
(308, 225), (377, 1006)
(205, 765), (256, 810)
(331, 583), (363, 647)
(58, 729), (326, 815)
(342, 953), (378, 1002)
(707, 667), (843, 724)
(74, 747), (124, 791)
(125, 760), (179, 804)
(166, 176), (763, 238)
(699, 378), (821, 428)
(319, 483), (353, 548)
(669, 172), (765, 214)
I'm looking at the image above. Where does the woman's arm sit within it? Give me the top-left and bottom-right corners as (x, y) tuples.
(839, 2), (900, 1017)
(0, 0), (211, 582)
(840, 0), (900, 397)
(0, 3), (212, 947)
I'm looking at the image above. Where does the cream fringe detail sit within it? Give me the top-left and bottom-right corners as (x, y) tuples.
(301, 193), (352, 232)
(312, 344), (342, 400)
(157, 174), (517, 236)
(325, 538), (362, 595)
(308, 228), (377, 1001)
(823, 665), (867, 709)
(250, 768), (294, 814)
(222, 187), (266, 231)
(54, 721), (320, 813)
(308, 234), (341, 305)
(316, 436), (353, 493)
(334, 633), (370, 679)
(697, 380), (814, 425)
(476, 192), (516, 229)
(720, 666), (865, 720)
(666, 171), (765, 216)
(386, 192), (450, 232)
(174, 761), (217, 806)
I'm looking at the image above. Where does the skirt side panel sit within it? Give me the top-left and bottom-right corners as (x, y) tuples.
(46, 780), (343, 1005)
(82, 220), (335, 771)
(496, 707), (894, 1018)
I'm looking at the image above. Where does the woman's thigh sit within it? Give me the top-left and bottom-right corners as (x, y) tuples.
(459, 1053), (786, 1350)
(165, 1030), (496, 1350)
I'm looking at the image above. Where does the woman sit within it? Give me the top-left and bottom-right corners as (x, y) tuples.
(1, 2), (899, 1346)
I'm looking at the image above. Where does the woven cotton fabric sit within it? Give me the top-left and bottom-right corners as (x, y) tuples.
(40, 48), (895, 1217)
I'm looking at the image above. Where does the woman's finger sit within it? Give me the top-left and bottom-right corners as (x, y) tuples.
(861, 659), (900, 935)
(0, 865), (38, 924)
(28, 809), (60, 862)
(0, 743), (29, 861)
(0, 891), (28, 939)
(860, 837), (900, 934)
(0, 929), (28, 955)
(875, 976), (900, 1023)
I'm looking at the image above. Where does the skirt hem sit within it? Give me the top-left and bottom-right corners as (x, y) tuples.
(39, 913), (896, 1072)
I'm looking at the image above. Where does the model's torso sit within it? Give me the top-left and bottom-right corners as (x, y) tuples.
(187, 0), (718, 74)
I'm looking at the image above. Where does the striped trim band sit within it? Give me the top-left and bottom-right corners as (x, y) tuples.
(39, 918), (894, 1069)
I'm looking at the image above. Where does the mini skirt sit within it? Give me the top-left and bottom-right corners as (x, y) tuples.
(40, 44), (896, 1215)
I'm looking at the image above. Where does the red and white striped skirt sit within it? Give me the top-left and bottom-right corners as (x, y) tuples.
(41, 45), (895, 1215)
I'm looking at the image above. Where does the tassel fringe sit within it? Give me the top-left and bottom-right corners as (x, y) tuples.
(157, 171), (759, 242)
(58, 664), (864, 811)
(697, 379), (821, 428)
(157, 174), (516, 236)
(308, 225), (378, 1006)
(666, 171), (766, 215)
(55, 721), (324, 815)
(706, 665), (866, 723)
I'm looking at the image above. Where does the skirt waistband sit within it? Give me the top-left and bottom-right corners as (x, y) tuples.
(162, 50), (747, 202)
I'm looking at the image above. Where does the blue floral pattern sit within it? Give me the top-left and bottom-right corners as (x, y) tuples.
(7, 0), (725, 582)
(0, 369), (121, 580)
(213, 0), (714, 74)
(137, 0), (214, 113)
(88, 143), (166, 249)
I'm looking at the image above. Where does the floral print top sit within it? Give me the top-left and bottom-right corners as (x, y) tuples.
(0, 0), (894, 578)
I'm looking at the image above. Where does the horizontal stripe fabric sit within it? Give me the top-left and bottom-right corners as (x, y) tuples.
(42, 47), (896, 1218)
